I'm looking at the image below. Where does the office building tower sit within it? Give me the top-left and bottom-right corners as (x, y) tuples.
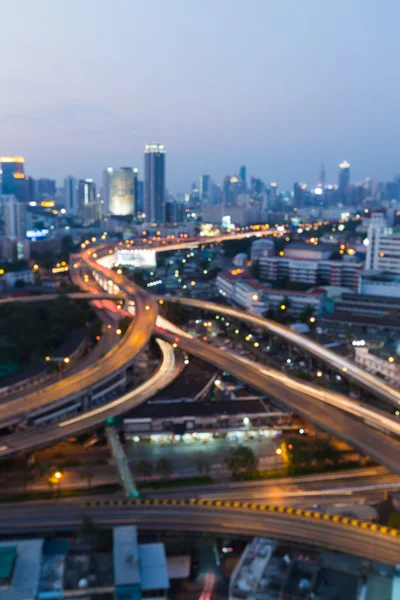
(64, 176), (78, 214)
(3, 195), (26, 240)
(269, 182), (278, 209)
(25, 176), (35, 204)
(103, 168), (113, 213)
(133, 168), (139, 212)
(365, 212), (400, 274)
(144, 143), (165, 223)
(199, 175), (210, 206)
(107, 167), (135, 216)
(136, 180), (144, 214)
(222, 176), (232, 205)
(78, 179), (96, 212)
(318, 163), (325, 189)
(37, 178), (56, 200)
(239, 165), (246, 184)
(338, 160), (350, 190)
(251, 177), (263, 195)
(0, 156), (26, 202)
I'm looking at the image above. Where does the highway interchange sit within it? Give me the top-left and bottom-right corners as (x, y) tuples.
(1, 229), (400, 557)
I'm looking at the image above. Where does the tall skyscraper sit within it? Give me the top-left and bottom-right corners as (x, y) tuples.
(64, 176), (78, 214)
(239, 166), (247, 191)
(103, 168), (113, 213)
(133, 168), (139, 213)
(318, 163), (325, 188)
(222, 176), (231, 205)
(78, 179), (96, 212)
(105, 167), (135, 216)
(199, 175), (210, 206)
(37, 178), (56, 200)
(136, 180), (144, 214)
(3, 195), (26, 240)
(0, 156), (26, 202)
(338, 160), (350, 189)
(144, 143), (165, 223)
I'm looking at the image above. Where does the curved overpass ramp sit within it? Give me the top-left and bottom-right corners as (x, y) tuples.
(0, 498), (398, 564)
(156, 326), (400, 475)
(159, 296), (400, 408)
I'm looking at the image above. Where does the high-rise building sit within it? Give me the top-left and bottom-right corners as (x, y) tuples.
(25, 176), (35, 204)
(318, 163), (325, 188)
(64, 176), (78, 214)
(0, 156), (26, 202)
(3, 195), (26, 240)
(144, 143), (165, 223)
(133, 168), (139, 213)
(199, 175), (210, 206)
(338, 160), (351, 190)
(37, 178), (56, 200)
(136, 180), (144, 214)
(222, 176), (231, 205)
(78, 179), (96, 212)
(106, 167), (135, 216)
(103, 168), (113, 213)
(239, 165), (246, 183)
(269, 182), (278, 209)
(365, 212), (400, 274)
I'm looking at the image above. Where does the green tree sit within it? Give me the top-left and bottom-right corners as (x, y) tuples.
(132, 271), (147, 288)
(250, 259), (261, 280)
(299, 304), (314, 323)
(196, 459), (210, 476)
(80, 461), (96, 491)
(135, 459), (153, 478)
(119, 316), (132, 335)
(155, 457), (172, 479)
(14, 279), (27, 288)
(224, 446), (258, 477)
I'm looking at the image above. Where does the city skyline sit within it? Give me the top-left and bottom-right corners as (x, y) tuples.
(2, 1), (400, 191)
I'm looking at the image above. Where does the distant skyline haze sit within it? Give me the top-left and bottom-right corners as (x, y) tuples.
(1, 0), (400, 190)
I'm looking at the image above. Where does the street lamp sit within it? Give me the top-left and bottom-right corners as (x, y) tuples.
(64, 357), (70, 364)
(309, 317), (316, 324)
(280, 304), (286, 311)
(388, 356), (395, 363)
(116, 329), (122, 335)
(54, 471), (62, 480)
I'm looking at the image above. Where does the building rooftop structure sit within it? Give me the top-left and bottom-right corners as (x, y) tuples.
(113, 526), (141, 588)
(0, 539), (43, 600)
(138, 544), (169, 592)
(113, 526), (169, 600)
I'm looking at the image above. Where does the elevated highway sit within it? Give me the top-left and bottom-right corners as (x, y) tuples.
(159, 296), (400, 409)
(0, 339), (181, 457)
(156, 327), (400, 475)
(0, 498), (398, 564)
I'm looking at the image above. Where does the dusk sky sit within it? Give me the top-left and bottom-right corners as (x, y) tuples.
(1, 0), (400, 192)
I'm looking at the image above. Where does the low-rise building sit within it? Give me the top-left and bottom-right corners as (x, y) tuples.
(0, 539), (44, 600)
(255, 255), (361, 290)
(1, 269), (34, 288)
(354, 346), (400, 387)
(215, 271), (326, 316)
(358, 271), (400, 298)
(323, 292), (400, 335)
(114, 526), (169, 600)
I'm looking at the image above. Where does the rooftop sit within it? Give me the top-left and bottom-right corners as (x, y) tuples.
(113, 526), (140, 587)
(0, 539), (43, 600)
(129, 398), (269, 420)
(139, 544), (169, 591)
(0, 546), (17, 580)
